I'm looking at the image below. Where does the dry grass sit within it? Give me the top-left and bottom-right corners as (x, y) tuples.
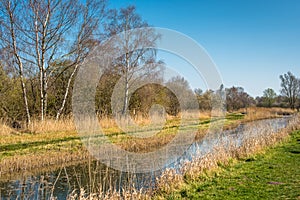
(0, 120), (15, 136)
(65, 114), (300, 200)
(0, 149), (89, 177)
(239, 107), (295, 122)
(0, 107), (294, 135)
(66, 188), (151, 200)
(181, 110), (211, 120)
(154, 114), (300, 197)
(0, 107), (296, 177)
(27, 117), (76, 133)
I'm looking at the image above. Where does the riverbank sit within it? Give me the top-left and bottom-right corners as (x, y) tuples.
(0, 107), (295, 176)
(0, 108), (298, 199)
(154, 117), (300, 199)
(62, 113), (300, 199)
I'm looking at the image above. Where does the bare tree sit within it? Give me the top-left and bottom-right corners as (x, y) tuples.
(105, 6), (161, 115)
(0, 0), (31, 124)
(226, 86), (254, 111)
(280, 71), (300, 110)
(55, 0), (107, 120)
(27, 0), (80, 120)
(166, 76), (197, 110)
(1, 0), (108, 121)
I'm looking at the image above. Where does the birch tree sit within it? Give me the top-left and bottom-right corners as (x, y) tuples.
(105, 6), (161, 115)
(55, 0), (107, 120)
(0, 0), (31, 124)
(1, 0), (107, 121)
(27, 0), (80, 120)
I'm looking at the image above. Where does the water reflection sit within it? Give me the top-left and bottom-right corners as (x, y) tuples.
(0, 159), (161, 199)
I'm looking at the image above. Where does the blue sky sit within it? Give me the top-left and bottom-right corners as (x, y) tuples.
(109, 0), (300, 97)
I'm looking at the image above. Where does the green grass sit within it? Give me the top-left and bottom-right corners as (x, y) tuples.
(225, 113), (245, 121)
(0, 136), (80, 152)
(163, 130), (300, 200)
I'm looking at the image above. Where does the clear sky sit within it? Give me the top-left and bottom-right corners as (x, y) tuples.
(109, 0), (300, 97)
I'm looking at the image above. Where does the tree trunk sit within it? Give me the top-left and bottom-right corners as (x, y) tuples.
(7, 1), (31, 124)
(40, 69), (44, 121)
(122, 52), (130, 115)
(43, 71), (48, 117)
(19, 65), (31, 125)
(56, 65), (79, 120)
(122, 77), (129, 115)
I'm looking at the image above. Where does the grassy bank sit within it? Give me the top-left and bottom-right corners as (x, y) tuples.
(0, 107), (295, 176)
(155, 126), (300, 199)
(64, 113), (300, 200)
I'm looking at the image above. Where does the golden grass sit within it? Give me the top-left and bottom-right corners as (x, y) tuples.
(0, 107), (294, 135)
(28, 117), (76, 133)
(0, 107), (296, 176)
(0, 148), (89, 177)
(238, 107), (295, 122)
(66, 188), (151, 200)
(0, 120), (15, 136)
(154, 114), (300, 197)
(64, 114), (300, 200)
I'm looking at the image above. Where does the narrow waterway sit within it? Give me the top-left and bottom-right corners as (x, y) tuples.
(0, 117), (291, 199)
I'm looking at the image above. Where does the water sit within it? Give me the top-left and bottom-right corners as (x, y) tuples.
(0, 117), (291, 199)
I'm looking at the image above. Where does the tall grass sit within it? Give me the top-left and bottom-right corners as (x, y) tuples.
(239, 107), (294, 122)
(154, 114), (300, 198)
(0, 150), (89, 177)
(64, 114), (300, 200)
(0, 107), (298, 199)
(28, 117), (76, 133)
(0, 107), (295, 135)
(0, 120), (15, 135)
(0, 107), (296, 174)
(66, 188), (150, 200)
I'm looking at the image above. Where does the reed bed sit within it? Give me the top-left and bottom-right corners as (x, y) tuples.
(0, 107), (298, 199)
(65, 114), (300, 200)
(65, 188), (150, 200)
(0, 107), (294, 135)
(154, 114), (300, 198)
(0, 149), (90, 176)
(28, 117), (76, 133)
(0, 108), (295, 174)
(0, 120), (15, 136)
(239, 107), (294, 122)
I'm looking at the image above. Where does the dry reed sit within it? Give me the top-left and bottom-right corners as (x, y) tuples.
(0, 149), (90, 177)
(0, 120), (15, 135)
(154, 114), (300, 196)
(28, 117), (76, 133)
(0, 107), (298, 199)
(65, 114), (300, 200)
(239, 107), (295, 122)
(0, 107), (295, 135)
(66, 188), (151, 200)
(0, 107), (296, 174)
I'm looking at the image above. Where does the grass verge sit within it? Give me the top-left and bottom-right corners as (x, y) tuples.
(156, 130), (300, 200)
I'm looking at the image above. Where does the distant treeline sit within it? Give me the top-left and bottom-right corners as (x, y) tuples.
(1, 61), (299, 123)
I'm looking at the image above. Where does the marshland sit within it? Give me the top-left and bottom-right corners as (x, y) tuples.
(1, 0), (300, 199)
(0, 107), (299, 199)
